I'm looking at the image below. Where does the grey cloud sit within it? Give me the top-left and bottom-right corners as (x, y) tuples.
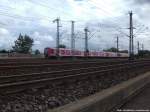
(133, 0), (150, 4)
(0, 0), (150, 52)
(126, 0), (150, 6)
(74, 0), (86, 1)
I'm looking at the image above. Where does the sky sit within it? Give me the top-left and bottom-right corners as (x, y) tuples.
(0, 0), (150, 53)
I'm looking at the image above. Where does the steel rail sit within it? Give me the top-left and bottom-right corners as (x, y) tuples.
(0, 60), (128, 69)
(0, 60), (134, 76)
(0, 59), (128, 66)
(0, 61), (149, 94)
(0, 61), (149, 84)
(0, 59), (147, 70)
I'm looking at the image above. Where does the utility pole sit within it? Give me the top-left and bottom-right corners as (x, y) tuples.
(129, 11), (134, 60)
(142, 44), (144, 51)
(84, 27), (89, 57)
(116, 36), (119, 53)
(71, 21), (75, 57)
(137, 41), (140, 54)
(53, 18), (61, 59)
(142, 44), (144, 58)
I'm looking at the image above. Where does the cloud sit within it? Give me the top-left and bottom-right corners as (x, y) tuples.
(0, 0), (149, 52)
(32, 31), (55, 51)
(0, 28), (9, 35)
(132, 0), (150, 5)
(0, 28), (15, 50)
(74, 0), (85, 1)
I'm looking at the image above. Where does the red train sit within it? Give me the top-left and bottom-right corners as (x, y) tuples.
(44, 48), (129, 58)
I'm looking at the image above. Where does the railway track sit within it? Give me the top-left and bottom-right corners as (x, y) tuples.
(0, 60), (132, 76)
(0, 59), (150, 112)
(0, 59), (149, 76)
(0, 60), (149, 94)
(0, 61), (148, 83)
(0, 58), (128, 66)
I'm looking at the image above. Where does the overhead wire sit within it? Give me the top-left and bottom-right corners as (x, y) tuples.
(86, 1), (129, 37)
(27, 0), (71, 17)
(0, 0), (129, 39)
(27, 0), (99, 22)
(0, 1), (68, 23)
(88, 1), (127, 25)
(87, 1), (123, 21)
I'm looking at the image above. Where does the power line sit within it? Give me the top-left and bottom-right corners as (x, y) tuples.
(27, 0), (71, 17)
(88, 1), (114, 17)
(87, 1), (123, 21)
(0, 2), (61, 21)
(86, 1), (129, 36)
(0, 12), (49, 21)
(0, 9), (75, 23)
(1, 0), (128, 36)
(0, 6), (55, 20)
(0, 1), (72, 22)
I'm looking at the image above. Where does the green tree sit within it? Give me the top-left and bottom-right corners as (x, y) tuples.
(12, 34), (34, 53)
(138, 50), (150, 58)
(0, 49), (9, 53)
(103, 47), (118, 52)
(58, 44), (66, 48)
